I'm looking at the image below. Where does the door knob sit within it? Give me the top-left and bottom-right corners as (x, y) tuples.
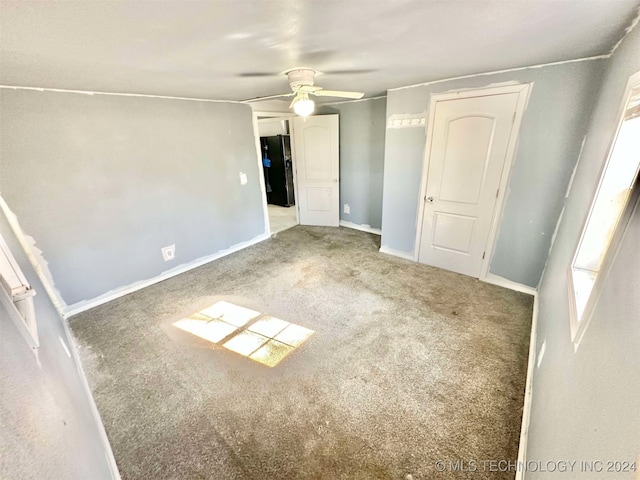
(425, 196), (434, 203)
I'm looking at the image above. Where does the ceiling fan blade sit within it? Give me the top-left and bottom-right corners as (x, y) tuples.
(237, 72), (278, 78)
(312, 89), (364, 99)
(297, 85), (322, 93)
(322, 69), (376, 75)
(243, 92), (294, 103)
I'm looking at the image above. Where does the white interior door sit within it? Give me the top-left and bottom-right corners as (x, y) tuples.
(292, 115), (339, 226)
(418, 93), (520, 277)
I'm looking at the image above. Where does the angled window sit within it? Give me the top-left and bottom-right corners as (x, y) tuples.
(568, 76), (640, 346)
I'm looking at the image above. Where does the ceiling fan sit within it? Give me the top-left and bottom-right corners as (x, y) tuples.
(244, 68), (365, 116)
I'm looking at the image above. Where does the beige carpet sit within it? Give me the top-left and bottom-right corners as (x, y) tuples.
(69, 226), (533, 480)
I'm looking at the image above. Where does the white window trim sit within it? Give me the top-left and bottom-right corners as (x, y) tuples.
(0, 232), (39, 348)
(567, 70), (640, 348)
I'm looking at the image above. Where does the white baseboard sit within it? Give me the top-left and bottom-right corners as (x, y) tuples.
(339, 220), (382, 235)
(482, 273), (537, 296)
(515, 293), (539, 480)
(63, 232), (271, 318)
(379, 245), (415, 261)
(62, 318), (122, 479)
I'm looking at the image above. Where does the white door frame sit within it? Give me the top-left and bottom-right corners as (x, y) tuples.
(251, 111), (301, 236)
(413, 83), (532, 280)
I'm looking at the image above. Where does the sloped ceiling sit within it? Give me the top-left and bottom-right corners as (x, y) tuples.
(0, 0), (638, 102)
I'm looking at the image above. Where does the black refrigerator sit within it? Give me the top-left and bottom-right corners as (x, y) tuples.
(261, 134), (295, 207)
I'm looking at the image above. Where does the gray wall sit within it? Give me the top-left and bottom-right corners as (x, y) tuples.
(0, 90), (264, 306)
(318, 98), (386, 229)
(525, 26), (640, 478)
(381, 60), (605, 287)
(0, 212), (116, 479)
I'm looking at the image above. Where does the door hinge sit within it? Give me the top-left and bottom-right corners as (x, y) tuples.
(512, 112), (516, 123)
(496, 188), (499, 198)
(482, 252), (486, 259)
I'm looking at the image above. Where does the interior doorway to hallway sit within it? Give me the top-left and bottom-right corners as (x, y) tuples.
(267, 204), (297, 234)
(254, 113), (300, 234)
(252, 111), (341, 234)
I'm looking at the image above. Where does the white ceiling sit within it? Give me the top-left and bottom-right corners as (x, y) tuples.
(1, 0), (638, 103)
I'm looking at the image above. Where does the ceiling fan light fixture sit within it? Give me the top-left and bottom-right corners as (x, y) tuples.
(243, 67), (364, 105)
(293, 94), (315, 117)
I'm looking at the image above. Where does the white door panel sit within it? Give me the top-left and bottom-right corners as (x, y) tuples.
(303, 127), (332, 180)
(418, 93), (520, 277)
(439, 115), (495, 204)
(293, 115), (340, 226)
(306, 187), (333, 212)
(432, 213), (476, 253)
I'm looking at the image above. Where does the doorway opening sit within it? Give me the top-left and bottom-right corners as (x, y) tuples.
(253, 112), (300, 234)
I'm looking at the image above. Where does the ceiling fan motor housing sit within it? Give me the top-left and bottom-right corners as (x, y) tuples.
(286, 68), (316, 89)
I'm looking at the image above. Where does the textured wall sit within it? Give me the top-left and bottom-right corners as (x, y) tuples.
(0, 212), (117, 480)
(382, 60), (605, 286)
(318, 98), (386, 230)
(0, 90), (265, 306)
(526, 25), (640, 478)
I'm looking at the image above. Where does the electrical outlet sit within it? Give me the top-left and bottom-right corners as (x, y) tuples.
(344, 204), (350, 214)
(161, 244), (175, 262)
(239, 172), (247, 185)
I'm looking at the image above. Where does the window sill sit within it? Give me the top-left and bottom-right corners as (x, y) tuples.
(567, 266), (597, 349)
(0, 285), (39, 349)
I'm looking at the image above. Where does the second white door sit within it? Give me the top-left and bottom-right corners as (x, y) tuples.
(292, 114), (340, 226)
(418, 92), (520, 277)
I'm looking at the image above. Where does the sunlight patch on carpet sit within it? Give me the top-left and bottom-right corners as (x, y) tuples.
(172, 301), (314, 367)
(173, 318), (238, 344)
(200, 301), (261, 327)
